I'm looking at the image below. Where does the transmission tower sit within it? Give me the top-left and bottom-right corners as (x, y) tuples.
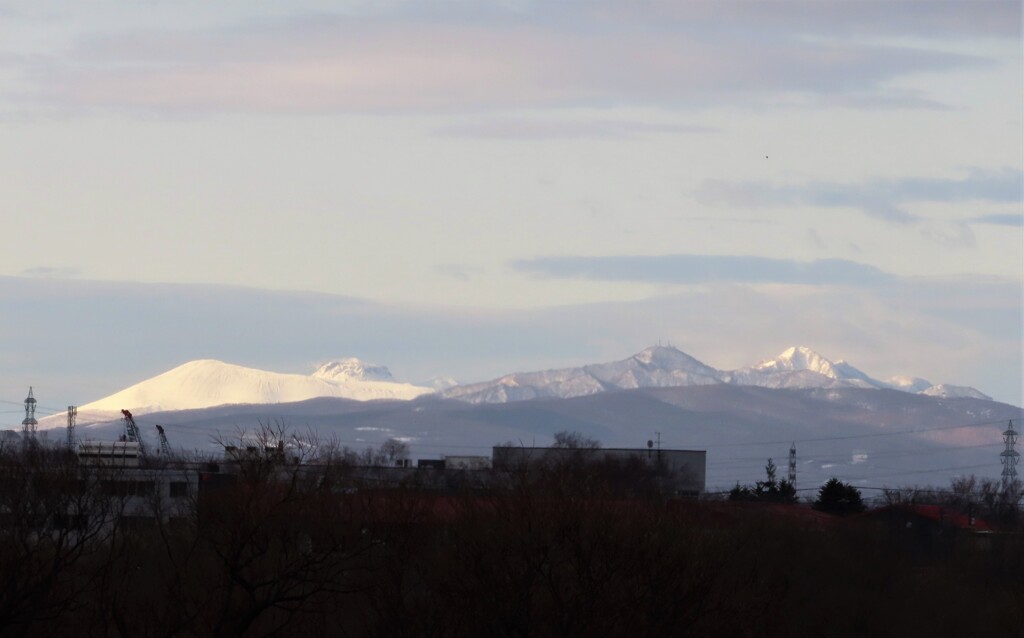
(1001, 420), (1019, 488)
(66, 405), (77, 449)
(21, 387), (38, 441)
(788, 442), (796, 486)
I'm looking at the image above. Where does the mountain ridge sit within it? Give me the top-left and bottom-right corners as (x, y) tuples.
(441, 344), (990, 404)
(37, 344), (995, 427)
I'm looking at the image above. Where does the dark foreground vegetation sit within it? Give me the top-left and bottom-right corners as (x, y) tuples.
(2, 438), (1023, 637)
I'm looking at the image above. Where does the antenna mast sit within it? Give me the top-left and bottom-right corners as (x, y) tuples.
(22, 387), (38, 442)
(1001, 420), (1019, 488)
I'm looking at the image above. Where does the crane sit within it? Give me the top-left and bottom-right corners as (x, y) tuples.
(120, 409), (147, 457)
(155, 424), (172, 457)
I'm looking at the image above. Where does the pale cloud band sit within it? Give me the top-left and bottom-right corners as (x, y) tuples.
(512, 254), (895, 287)
(972, 213), (1023, 227)
(6, 4), (1000, 116)
(697, 169), (1023, 224)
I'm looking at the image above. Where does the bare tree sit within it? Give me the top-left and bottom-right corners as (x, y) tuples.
(550, 430), (601, 449)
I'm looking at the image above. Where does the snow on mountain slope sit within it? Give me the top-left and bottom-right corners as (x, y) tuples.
(442, 344), (991, 405)
(886, 376), (934, 393)
(59, 359), (432, 425)
(417, 375), (460, 391)
(313, 358), (394, 382)
(721, 347), (874, 390)
(724, 346), (878, 388)
(442, 346), (722, 404)
(755, 346), (839, 376)
(920, 384), (992, 400)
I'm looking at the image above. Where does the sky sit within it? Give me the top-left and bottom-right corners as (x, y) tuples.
(0, 0), (1021, 412)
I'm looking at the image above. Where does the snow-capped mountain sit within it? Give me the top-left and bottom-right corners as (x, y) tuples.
(50, 358), (432, 426)
(441, 346), (720, 404)
(920, 384), (992, 400)
(442, 345), (989, 404)
(723, 346), (883, 390)
(885, 376), (934, 393)
(313, 358), (394, 383)
(38, 346), (993, 426)
(417, 375), (460, 391)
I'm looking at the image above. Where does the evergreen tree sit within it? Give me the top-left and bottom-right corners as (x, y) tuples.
(813, 478), (865, 515)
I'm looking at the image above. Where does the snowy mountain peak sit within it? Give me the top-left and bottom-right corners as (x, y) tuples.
(635, 345), (697, 366)
(313, 358), (394, 382)
(755, 346), (838, 378)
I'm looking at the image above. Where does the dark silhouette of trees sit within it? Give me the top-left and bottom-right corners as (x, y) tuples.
(550, 430), (601, 449)
(3, 428), (1024, 636)
(729, 458), (797, 503)
(813, 477), (865, 515)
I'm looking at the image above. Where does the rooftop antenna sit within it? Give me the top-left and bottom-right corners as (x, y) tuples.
(22, 387), (37, 441)
(1001, 420), (1019, 489)
(66, 405), (77, 449)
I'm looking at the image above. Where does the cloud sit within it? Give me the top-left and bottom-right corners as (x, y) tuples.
(20, 266), (80, 278)
(623, 1), (1021, 39)
(972, 213), (1023, 227)
(435, 118), (717, 140)
(918, 222), (976, 248)
(434, 263), (482, 282)
(697, 169), (1023, 224)
(16, 5), (991, 115)
(511, 254), (895, 287)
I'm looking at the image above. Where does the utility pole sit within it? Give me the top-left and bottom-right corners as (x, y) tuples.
(788, 442), (796, 486)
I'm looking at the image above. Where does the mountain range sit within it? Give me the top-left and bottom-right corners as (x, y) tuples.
(23, 344), (1021, 491)
(42, 345), (991, 425)
(440, 345), (990, 404)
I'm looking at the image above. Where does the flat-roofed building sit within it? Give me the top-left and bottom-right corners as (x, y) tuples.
(492, 446), (706, 496)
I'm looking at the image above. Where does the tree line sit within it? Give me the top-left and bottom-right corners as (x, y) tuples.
(0, 429), (1022, 636)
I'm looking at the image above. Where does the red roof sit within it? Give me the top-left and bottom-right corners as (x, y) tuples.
(867, 504), (993, 532)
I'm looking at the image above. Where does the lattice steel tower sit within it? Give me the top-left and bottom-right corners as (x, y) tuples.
(788, 442), (797, 486)
(1001, 420), (1019, 488)
(66, 405), (77, 449)
(21, 387), (38, 439)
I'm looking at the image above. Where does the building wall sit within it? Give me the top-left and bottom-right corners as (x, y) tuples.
(492, 446), (706, 495)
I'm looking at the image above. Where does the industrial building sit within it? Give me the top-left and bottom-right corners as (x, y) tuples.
(492, 445), (706, 496)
